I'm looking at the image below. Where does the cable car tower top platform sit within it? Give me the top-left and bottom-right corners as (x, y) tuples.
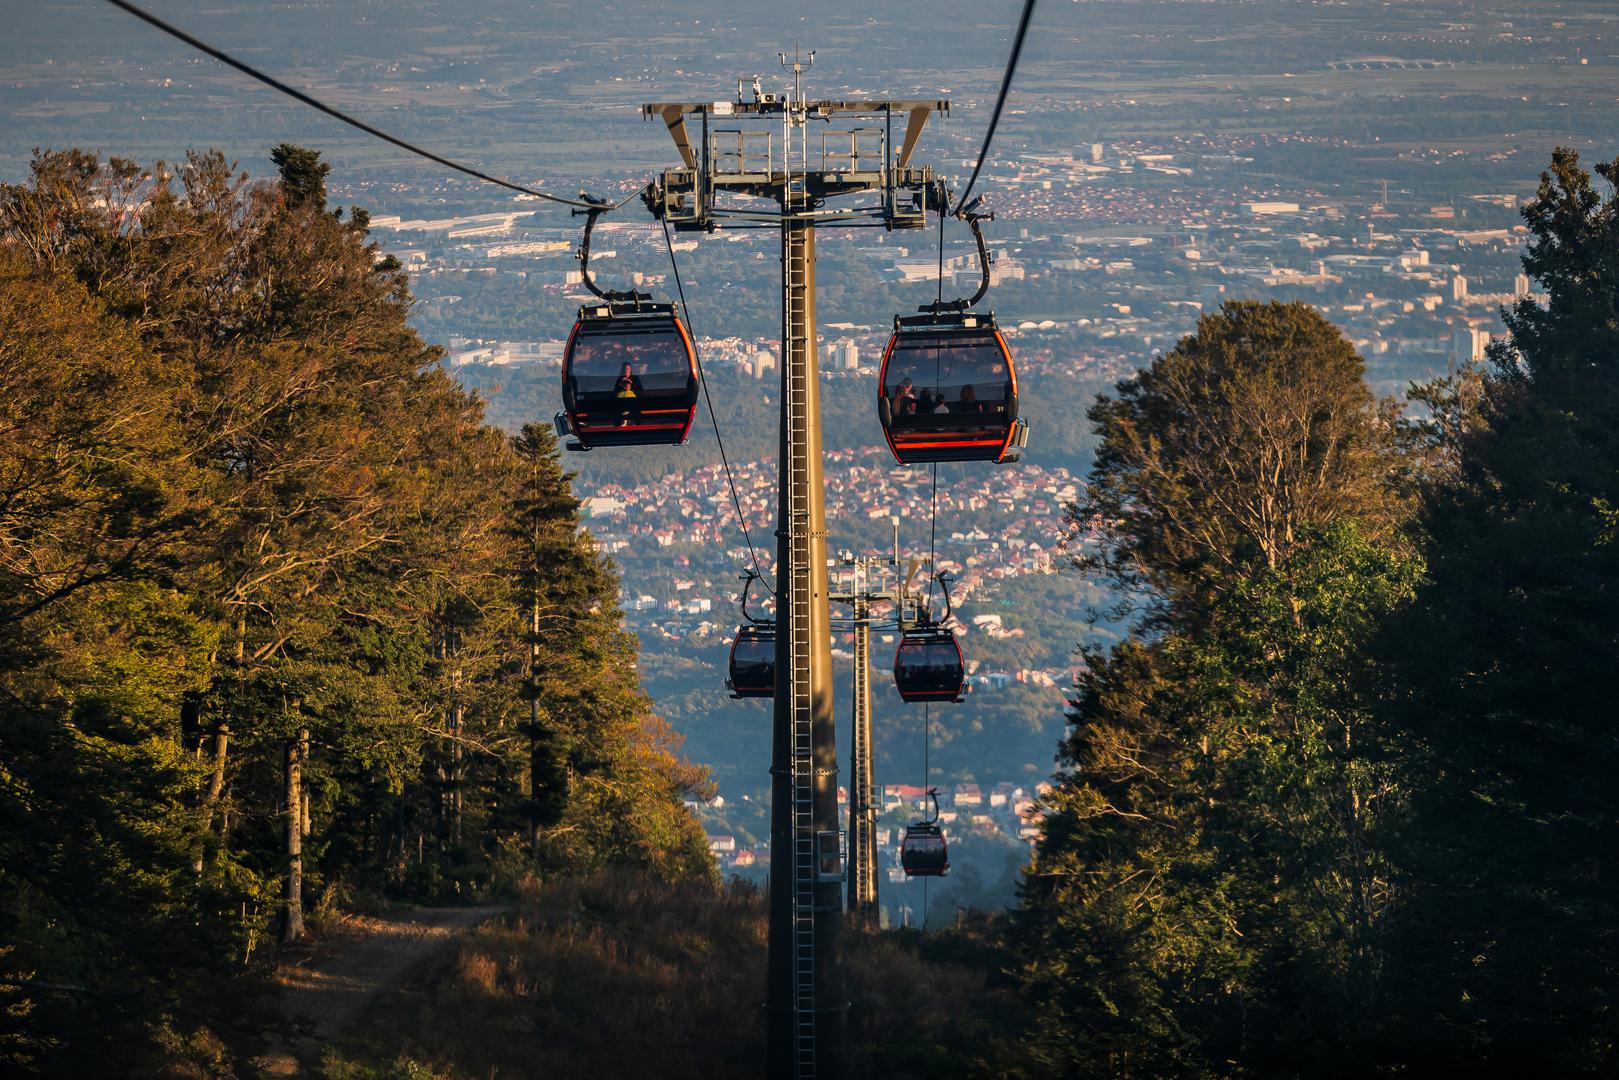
(641, 77), (948, 230)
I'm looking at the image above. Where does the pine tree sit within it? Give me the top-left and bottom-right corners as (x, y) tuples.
(509, 423), (713, 880)
(1385, 148), (1619, 1071)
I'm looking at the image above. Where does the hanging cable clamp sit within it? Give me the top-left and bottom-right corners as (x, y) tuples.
(575, 201), (651, 308)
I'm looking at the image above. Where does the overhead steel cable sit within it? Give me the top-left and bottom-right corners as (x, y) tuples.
(926, 461), (941, 606)
(952, 0), (1039, 214)
(927, 202), (946, 602)
(923, 699), (931, 928)
(103, 0), (642, 212)
(660, 218), (773, 594)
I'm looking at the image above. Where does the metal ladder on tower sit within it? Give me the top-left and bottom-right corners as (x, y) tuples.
(850, 564), (874, 914)
(783, 84), (818, 1080)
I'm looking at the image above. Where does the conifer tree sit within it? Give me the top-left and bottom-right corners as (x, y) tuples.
(1385, 149), (1619, 1070)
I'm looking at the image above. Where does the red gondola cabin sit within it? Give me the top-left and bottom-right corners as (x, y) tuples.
(877, 311), (1026, 465)
(893, 627), (966, 703)
(560, 302), (699, 450)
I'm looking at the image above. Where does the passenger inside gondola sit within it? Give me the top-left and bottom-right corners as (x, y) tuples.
(615, 362), (642, 397)
(892, 377), (917, 416)
(881, 334), (1009, 436)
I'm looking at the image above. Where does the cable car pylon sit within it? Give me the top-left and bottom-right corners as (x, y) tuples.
(829, 539), (903, 927)
(644, 62), (947, 1079)
(846, 563), (878, 925)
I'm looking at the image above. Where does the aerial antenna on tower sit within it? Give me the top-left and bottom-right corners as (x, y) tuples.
(779, 46), (815, 105)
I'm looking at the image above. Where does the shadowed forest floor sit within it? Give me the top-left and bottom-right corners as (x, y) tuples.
(253, 906), (505, 1078)
(315, 872), (1028, 1080)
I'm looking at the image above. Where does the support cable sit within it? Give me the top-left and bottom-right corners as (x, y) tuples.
(661, 218), (772, 592)
(926, 462), (940, 605)
(952, 0), (1039, 214)
(922, 701), (931, 929)
(103, 0), (642, 212)
(926, 193), (945, 604)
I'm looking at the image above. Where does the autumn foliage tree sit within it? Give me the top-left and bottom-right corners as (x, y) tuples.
(0, 148), (708, 1074)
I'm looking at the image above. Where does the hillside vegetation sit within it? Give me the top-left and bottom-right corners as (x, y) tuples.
(321, 869), (1026, 1080)
(1015, 149), (1619, 1074)
(2, 137), (1616, 1079)
(0, 147), (708, 1075)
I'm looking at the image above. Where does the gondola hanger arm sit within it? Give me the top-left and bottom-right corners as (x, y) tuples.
(738, 568), (770, 625)
(921, 192), (996, 315)
(934, 570), (958, 625)
(575, 201), (651, 305)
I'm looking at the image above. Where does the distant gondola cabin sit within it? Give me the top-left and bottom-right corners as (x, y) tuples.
(892, 627), (966, 703)
(726, 625), (775, 699)
(900, 822), (949, 877)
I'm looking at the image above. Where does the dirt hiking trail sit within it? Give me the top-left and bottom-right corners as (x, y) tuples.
(254, 904), (504, 1077)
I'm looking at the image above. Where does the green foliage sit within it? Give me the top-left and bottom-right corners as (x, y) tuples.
(0, 246), (231, 1071)
(0, 147), (709, 1072)
(1381, 148), (1619, 1071)
(1019, 152), (1619, 1075)
(271, 143), (332, 212)
(1019, 302), (1419, 1075)
(1074, 299), (1406, 616)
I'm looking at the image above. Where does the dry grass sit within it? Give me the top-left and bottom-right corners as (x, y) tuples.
(322, 871), (1027, 1079)
(846, 916), (1030, 1079)
(326, 869), (767, 1078)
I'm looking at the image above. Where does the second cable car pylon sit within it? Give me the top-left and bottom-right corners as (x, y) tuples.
(643, 56), (947, 1079)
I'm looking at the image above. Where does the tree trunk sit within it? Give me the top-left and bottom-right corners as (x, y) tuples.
(196, 618), (245, 873)
(300, 728), (312, 838)
(450, 670), (463, 846)
(194, 721), (230, 873)
(282, 726), (306, 944)
(529, 593), (543, 856)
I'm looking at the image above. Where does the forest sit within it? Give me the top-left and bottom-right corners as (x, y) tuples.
(0, 146), (711, 1074)
(1, 142), (1616, 1077)
(1017, 148), (1619, 1075)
